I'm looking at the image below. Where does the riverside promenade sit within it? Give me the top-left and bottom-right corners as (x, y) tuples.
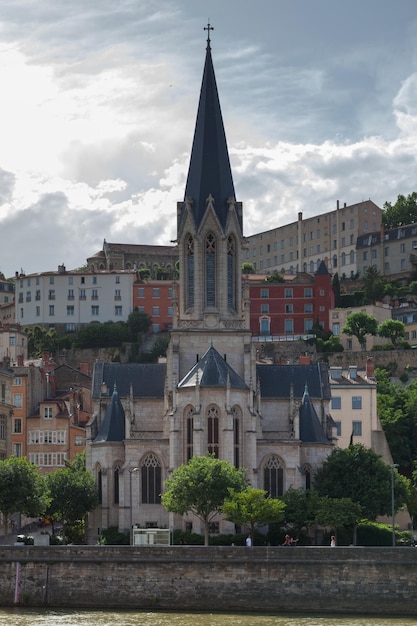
(1, 545), (417, 615)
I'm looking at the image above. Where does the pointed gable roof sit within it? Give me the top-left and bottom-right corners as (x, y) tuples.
(299, 384), (329, 444)
(94, 385), (125, 443)
(315, 260), (330, 275)
(180, 33), (238, 233)
(178, 346), (248, 389)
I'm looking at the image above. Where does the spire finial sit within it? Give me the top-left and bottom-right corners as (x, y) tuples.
(204, 21), (213, 49)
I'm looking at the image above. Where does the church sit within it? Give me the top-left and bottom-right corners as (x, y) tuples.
(86, 29), (335, 539)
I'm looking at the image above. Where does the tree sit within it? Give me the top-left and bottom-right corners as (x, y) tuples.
(314, 444), (408, 520)
(241, 262), (255, 274)
(362, 266), (385, 305)
(382, 192), (417, 229)
(161, 454), (247, 545)
(126, 307), (152, 341)
(264, 271), (284, 283)
(222, 487), (285, 540)
(24, 325), (58, 357)
(377, 319), (406, 348)
(315, 496), (363, 543)
(280, 488), (321, 534)
(45, 452), (99, 543)
(342, 311), (378, 350)
(0, 456), (47, 535)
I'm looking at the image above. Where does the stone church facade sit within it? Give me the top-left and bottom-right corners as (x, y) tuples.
(86, 32), (335, 538)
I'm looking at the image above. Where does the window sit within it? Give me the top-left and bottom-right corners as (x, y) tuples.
(49, 305), (55, 316)
(68, 289), (74, 300)
(79, 289), (86, 300)
(261, 304), (269, 314)
(233, 407), (240, 468)
(114, 465), (121, 505)
(401, 259), (406, 270)
(75, 435), (84, 446)
(305, 319), (313, 332)
(332, 323), (340, 336)
(26, 291), (31, 302)
(352, 421), (362, 436)
(334, 421), (342, 436)
(13, 394), (23, 408)
(36, 306), (40, 317)
(138, 287), (145, 298)
(66, 323), (76, 332)
(152, 324), (160, 333)
(285, 319), (293, 334)
(285, 304), (293, 313)
(304, 288), (312, 298)
(285, 288), (293, 298)
(385, 247), (390, 257)
(186, 407), (194, 462)
(206, 233), (216, 307)
(352, 396), (362, 410)
(49, 276), (54, 284)
(261, 288), (269, 298)
(14, 377), (22, 385)
(35, 289), (41, 301)
(264, 455), (283, 498)
(260, 318), (270, 335)
(92, 289), (99, 300)
(152, 306), (160, 317)
(115, 306), (123, 316)
(167, 306), (173, 317)
(304, 304), (313, 313)
(115, 276), (120, 284)
(400, 243), (406, 253)
(91, 306), (99, 316)
(141, 453), (161, 504)
(13, 419), (22, 434)
(152, 288), (160, 298)
(43, 407), (53, 419)
(331, 397), (341, 410)
(48, 289), (55, 300)
(67, 306), (75, 316)
(0, 415), (5, 439)
(207, 405), (219, 457)
(13, 443), (22, 457)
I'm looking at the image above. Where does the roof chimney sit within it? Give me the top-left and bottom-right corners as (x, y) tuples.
(366, 358), (375, 378)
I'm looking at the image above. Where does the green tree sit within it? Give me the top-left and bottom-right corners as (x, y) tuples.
(377, 319), (406, 348)
(314, 444), (408, 520)
(315, 496), (363, 543)
(24, 325), (58, 357)
(342, 311), (378, 350)
(0, 456), (47, 535)
(161, 454), (247, 545)
(382, 192), (417, 229)
(126, 307), (152, 341)
(280, 488), (320, 534)
(45, 452), (99, 543)
(264, 270), (284, 283)
(222, 487), (285, 540)
(362, 266), (385, 305)
(241, 262), (255, 274)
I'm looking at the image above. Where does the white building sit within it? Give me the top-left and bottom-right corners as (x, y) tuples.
(15, 265), (137, 332)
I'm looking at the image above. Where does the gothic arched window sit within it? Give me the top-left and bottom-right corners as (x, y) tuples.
(207, 405), (219, 457)
(227, 235), (236, 310)
(141, 453), (161, 504)
(186, 234), (194, 309)
(232, 406), (241, 468)
(264, 455), (283, 498)
(185, 406), (194, 462)
(114, 463), (121, 505)
(205, 233), (216, 307)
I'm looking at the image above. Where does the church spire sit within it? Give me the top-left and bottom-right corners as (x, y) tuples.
(180, 24), (238, 233)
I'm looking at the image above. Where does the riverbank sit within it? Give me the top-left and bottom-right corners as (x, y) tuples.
(1, 545), (417, 615)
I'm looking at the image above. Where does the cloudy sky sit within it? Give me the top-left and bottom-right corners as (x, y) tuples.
(1, 0), (417, 278)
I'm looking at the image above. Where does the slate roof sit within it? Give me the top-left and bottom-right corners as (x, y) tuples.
(315, 260), (330, 275)
(178, 346), (248, 389)
(256, 363), (330, 400)
(180, 39), (238, 233)
(94, 385), (125, 443)
(92, 362), (166, 399)
(299, 384), (330, 444)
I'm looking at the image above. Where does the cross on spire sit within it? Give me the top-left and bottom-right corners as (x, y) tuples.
(204, 21), (213, 49)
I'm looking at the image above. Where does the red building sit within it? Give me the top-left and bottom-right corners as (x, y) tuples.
(248, 262), (334, 337)
(132, 279), (175, 333)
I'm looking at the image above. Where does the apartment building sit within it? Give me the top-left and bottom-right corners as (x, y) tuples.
(329, 304), (391, 351)
(10, 364), (44, 459)
(15, 265), (137, 332)
(0, 325), (28, 365)
(356, 222), (417, 280)
(247, 261), (334, 337)
(133, 279), (175, 334)
(0, 364), (13, 460)
(245, 200), (382, 279)
(329, 361), (392, 463)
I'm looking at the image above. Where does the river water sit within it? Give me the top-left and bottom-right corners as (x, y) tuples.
(1, 610), (417, 626)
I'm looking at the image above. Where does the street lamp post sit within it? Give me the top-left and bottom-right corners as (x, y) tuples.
(391, 463), (399, 547)
(129, 467), (140, 533)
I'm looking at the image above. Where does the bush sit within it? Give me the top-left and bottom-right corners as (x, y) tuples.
(99, 526), (130, 545)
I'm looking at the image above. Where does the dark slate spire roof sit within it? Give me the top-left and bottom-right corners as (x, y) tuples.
(316, 260), (330, 275)
(180, 31), (238, 233)
(299, 384), (329, 444)
(178, 346), (248, 389)
(94, 385), (125, 443)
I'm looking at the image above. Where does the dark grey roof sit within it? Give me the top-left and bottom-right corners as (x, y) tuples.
(299, 385), (330, 444)
(315, 260), (330, 275)
(180, 40), (238, 233)
(178, 346), (248, 389)
(94, 386), (125, 443)
(92, 362), (166, 399)
(256, 363), (330, 400)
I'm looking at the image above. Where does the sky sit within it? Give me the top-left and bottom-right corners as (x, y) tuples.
(1, 0), (417, 278)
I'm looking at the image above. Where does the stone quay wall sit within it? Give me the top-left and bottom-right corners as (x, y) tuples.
(1, 546), (417, 615)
